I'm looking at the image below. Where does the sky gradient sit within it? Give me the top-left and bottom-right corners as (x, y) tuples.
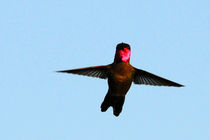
(1, 0), (210, 139)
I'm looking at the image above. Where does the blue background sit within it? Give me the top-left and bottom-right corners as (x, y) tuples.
(1, 0), (209, 139)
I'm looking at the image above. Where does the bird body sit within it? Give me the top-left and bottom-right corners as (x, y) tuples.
(108, 62), (134, 97)
(102, 62), (134, 116)
(58, 43), (183, 116)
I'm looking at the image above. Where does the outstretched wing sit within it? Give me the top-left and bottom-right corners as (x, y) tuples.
(57, 65), (109, 79)
(133, 68), (183, 87)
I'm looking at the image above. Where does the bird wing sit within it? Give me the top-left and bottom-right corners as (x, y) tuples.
(133, 68), (183, 87)
(57, 65), (109, 79)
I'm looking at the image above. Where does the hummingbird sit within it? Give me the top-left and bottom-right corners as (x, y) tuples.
(57, 43), (183, 117)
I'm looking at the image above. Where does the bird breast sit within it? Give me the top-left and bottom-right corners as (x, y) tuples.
(110, 62), (134, 83)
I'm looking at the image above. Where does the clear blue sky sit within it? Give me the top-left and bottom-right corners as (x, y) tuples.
(1, 0), (209, 139)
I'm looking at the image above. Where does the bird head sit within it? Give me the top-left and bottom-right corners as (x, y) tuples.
(114, 43), (131, 63)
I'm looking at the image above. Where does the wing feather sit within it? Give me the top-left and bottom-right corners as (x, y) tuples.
(133, 68), (183, 87)
(57, 65), (109, 79)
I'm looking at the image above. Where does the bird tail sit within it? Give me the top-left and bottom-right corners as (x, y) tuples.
(101, 93), (125, 117)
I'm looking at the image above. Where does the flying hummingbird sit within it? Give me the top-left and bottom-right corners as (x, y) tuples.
(57, 43), (183, 117)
